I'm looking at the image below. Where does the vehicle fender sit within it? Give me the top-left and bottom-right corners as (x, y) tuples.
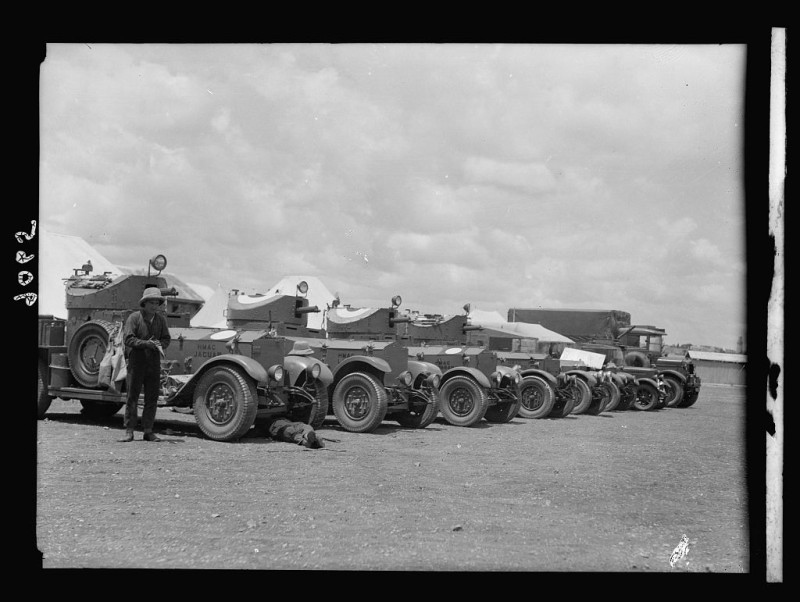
(610, 373), (633, 387)
(658, 369), (686, 384)
(439, 366), (491, 389)
(171, 354), (269, 403)
(566, 370), (597, 388)
(519, 368), (558, 387)
(636, 376), (659, 390)
(407, 359), (443, 378)
(284, 355), (334, 388)
(332, 355), (391, 382)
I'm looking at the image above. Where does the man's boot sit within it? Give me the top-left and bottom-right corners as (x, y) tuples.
(143, 431), (162, 442)
(302, 430), (324, 449)
(118, 430), (134, 443)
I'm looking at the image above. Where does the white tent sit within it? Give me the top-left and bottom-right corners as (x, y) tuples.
(37, 228), (122, 319)
(195, 276), (337, 330)
(467, 319), (574, 344)
(468, 308), (506, 323)
(190, 285), (230, 328)
(258, 275), (337, 330)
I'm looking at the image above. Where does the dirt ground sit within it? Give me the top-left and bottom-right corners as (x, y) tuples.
(33, 385), (750, 572)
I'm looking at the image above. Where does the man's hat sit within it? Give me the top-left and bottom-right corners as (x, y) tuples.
(288, 340), (314, 356)
(139, 287), (165, 307)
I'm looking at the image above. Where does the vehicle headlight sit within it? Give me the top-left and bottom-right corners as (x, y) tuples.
(492, 372), (502, 386)
(398, 371), (413, 387)
(513, 373), (521, 385)
(429, 374), (441, 389)
(310, 363), (321, 380)
(268, 365), (284, 383)
(149, 254), (168, 272)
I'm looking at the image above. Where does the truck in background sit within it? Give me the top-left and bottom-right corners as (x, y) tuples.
(507, 308), (700, 408)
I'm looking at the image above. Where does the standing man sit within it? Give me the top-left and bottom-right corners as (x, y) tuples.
(118, 287), (171, 442)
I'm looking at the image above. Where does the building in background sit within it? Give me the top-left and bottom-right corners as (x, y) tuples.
(686, 350), (747, 386)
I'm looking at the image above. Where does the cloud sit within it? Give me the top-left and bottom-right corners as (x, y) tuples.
(463, 157), (557, 195)
(37, 43), (748, 349)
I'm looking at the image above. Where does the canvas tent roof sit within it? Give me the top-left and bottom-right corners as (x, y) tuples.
(194, 276), (337, 330)
(467, 319), (574, 344)
(468, 309), (506, 323)
(190, 285), (230, 328)
(38, 228), (122, 319)
(117, 265), (205, 303)
(257, 275), (337, 330)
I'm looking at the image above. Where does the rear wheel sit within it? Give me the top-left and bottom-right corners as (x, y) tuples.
(80, 400), (124, 418)
(68, 320), (115, 388)
(517, 376), (556, 419)
(603, 381), (622, 412)
(632, 381), (659, 411)
(37, 358), (54, 419)
(663, 376), (685, 408)
(484, 395), (522, 423)
(395, 390), (439, 429)
(193, 365), (258, 441)
(569, 378), (592, 414)
(438, 375), (489, 427)
(332, 372), (388, 433)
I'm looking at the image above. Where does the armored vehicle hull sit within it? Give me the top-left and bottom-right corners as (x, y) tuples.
(225, 288), (442, 433)
(37, 255), (331, 441)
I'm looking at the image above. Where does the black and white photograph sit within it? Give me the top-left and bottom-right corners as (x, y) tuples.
(27, 36), (781, 577)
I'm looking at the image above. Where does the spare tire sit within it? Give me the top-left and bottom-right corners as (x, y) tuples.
(624, 351), (649, 368)
(68, 320), (116, 388)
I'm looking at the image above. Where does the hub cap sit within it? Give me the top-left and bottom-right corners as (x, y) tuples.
(79, 335), (107, 375)
(447, 387), (475, 417)
(343, 385), (371, 421)
(521, 386), (543, 411)
(204, 383), (237, 425)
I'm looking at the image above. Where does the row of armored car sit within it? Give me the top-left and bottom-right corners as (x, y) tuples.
(37, 254), (698, 442)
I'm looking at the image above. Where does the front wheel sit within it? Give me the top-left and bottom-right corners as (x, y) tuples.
(663, 376), (685, 408)
(616, 386), (637, 411)
(632, 381), (659, 411)
(603, 381), (622, 412)
(549, 389), (576, 418)
(395, 390), (440, 429)
(288, 386), (327, 430)
(193, 365), (258, 441)
(569, 378), (592, 415)
(584, 383), (612, 416)
(332, 372), (388, 433)
(517, 376), (556, 419)
(678, 390), (700, 408)
(438, 375), (489, 427)
(484, 395), (522, 423)
(37, 358), (54, 419)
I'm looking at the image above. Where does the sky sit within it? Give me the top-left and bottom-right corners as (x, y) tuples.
(38, 43), (748, 350)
